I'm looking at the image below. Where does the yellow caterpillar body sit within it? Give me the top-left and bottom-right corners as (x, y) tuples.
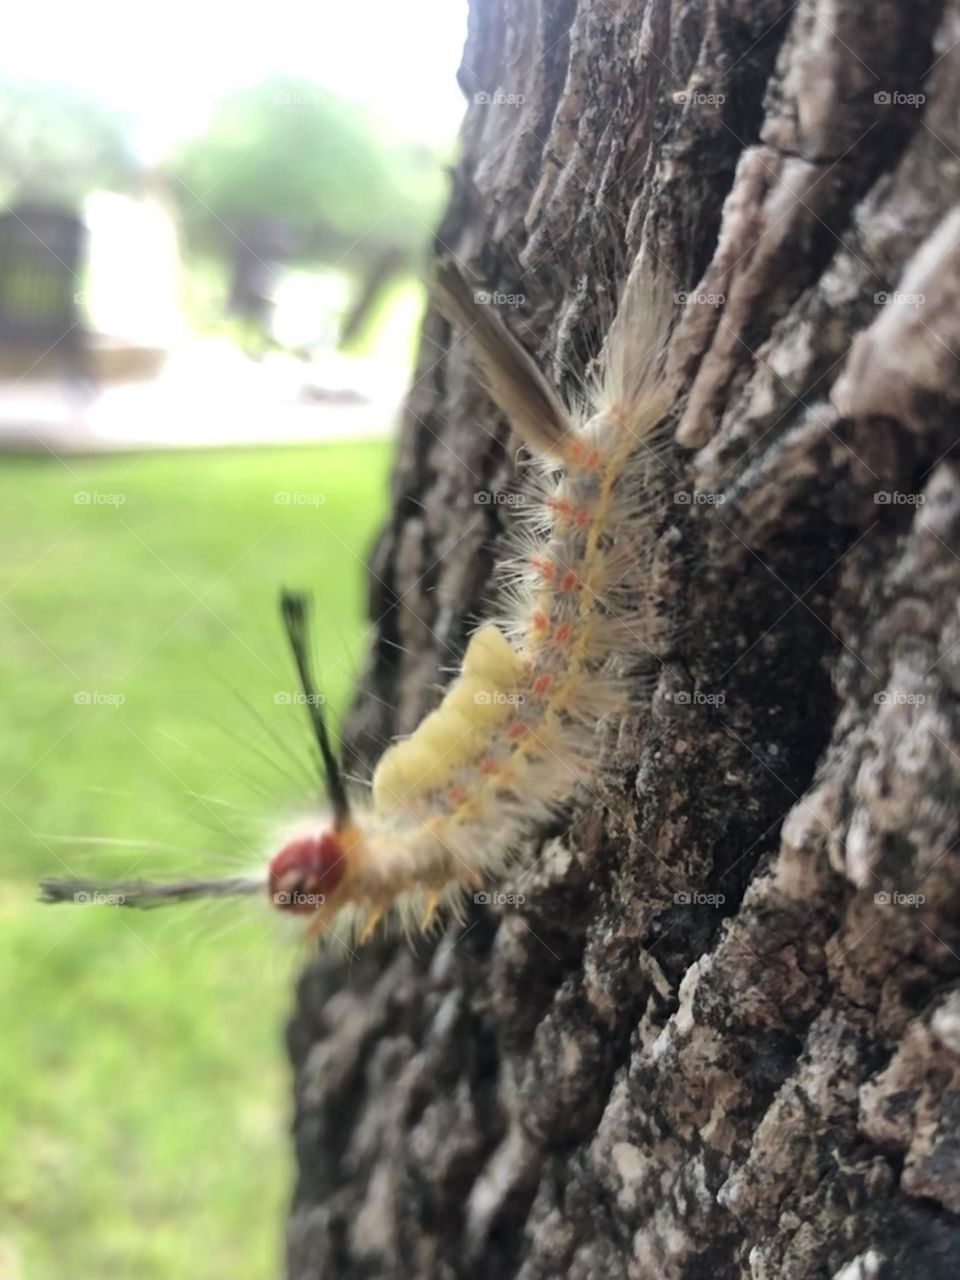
(371, 624), (525, 812)
(320, 258), (676, 945)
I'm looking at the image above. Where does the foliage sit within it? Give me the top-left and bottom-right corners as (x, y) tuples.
(0, 78), (134, 209)
(172, 75), (446, 269)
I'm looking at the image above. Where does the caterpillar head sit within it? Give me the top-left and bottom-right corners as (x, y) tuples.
(268, 829), (347, 915)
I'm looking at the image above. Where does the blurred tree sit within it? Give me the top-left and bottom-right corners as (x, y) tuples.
(172, 75), (446, 348)
(0, 78), (134, 208)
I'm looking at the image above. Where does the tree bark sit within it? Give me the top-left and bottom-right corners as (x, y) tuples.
(286, 2), (960, 1276)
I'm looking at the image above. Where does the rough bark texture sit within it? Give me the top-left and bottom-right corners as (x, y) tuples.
(286, 2), (960, 1276)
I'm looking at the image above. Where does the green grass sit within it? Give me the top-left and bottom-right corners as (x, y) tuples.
(0, 441), (392, 1280)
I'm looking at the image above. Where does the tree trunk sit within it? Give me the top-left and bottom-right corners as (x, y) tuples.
(286, 2), (960, 1276)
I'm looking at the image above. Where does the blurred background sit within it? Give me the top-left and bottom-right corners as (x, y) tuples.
(0, 2), (466, 1276)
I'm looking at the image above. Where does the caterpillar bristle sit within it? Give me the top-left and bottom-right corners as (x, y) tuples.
(433, 257), (574, 460)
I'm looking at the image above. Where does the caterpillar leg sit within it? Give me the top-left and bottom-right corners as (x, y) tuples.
(358, 902), (387, 943)
(304, 908), (332, 942)
(419, 890), (441, 933)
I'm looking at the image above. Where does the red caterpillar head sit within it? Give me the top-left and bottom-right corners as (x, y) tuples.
(268, 830), (347, 915)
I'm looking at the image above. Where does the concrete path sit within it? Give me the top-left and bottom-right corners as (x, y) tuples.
(0, 341), (403, 453)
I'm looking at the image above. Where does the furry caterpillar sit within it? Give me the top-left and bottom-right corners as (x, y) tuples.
(40, 257), (675, 946)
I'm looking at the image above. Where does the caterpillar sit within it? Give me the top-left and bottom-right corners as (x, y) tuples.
(39, 255), (676, 947)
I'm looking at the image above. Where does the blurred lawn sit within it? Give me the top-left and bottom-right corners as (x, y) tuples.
(0, 440), (392, 1280)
